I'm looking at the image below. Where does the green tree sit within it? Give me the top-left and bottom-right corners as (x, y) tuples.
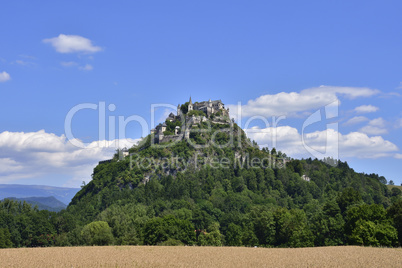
(249, 207), (275, 246)
(144, 215), (195, 245)
(0, 228), (13, 248)
(345, 204), (397, 247)
(225, 223), (243, 246)
(336, 187), (362, 213)
(180, 102), (189, 114)
(197, 223), (223, 246)
(391, 188), (401, 197)
(274, 208), (314, 247)
(81, 221), (114, 246)
(388, 199), (402, 245)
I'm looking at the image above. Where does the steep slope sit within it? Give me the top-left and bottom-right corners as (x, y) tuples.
(62, 110), (400, 247)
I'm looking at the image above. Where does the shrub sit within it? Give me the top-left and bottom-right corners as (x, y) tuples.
(81, 221), (114, 246)
(188, 110), (206, 117)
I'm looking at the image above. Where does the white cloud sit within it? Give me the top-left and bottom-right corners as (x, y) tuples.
(43, 34), (102, 54)
(14, 55), (36, 67)
(15, 60), (29, 66)
(61, 62), (93, 71)
(368, 118), (386, 127)
(79, 64), (93, 71)
(354, 105), (379, 113)
(306, 85), (380, 99)
(359, 117), (388, 135)
(343, 116), (369, 126)
(60, 61), (78, 67)
(0, 158), (24, 174)
(19, 55), (36, 60)
(396, 119), (402, 128)
(395, 153), (402, 159)
(246, 126), (398, 159)
(228, 85), (379, 119)
(359, 126), (387, 135)
(0, 71), (11, 82)
(0, 130), (139, 187)
(382, 92), (401, 98)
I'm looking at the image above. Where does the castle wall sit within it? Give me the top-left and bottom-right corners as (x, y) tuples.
(159, 134), (184, 143)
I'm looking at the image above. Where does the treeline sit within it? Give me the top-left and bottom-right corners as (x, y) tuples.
(0, 200), (59, 247)
(1, 157), (401, 248)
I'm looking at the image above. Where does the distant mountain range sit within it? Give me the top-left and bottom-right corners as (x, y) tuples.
(2, 196), (67, 212)
(0, 184), (80, 205)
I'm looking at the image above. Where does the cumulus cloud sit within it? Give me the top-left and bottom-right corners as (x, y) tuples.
(359, 118), (388, 135)
(43, 34), (102, 54)
(354, 105), (379, 113)
(245, 126), (398, 159)
(227, 85), (379, 119)
(0, 71), (11, 82)
(343, 116), (369, 126)
(0, 130), (139, 186)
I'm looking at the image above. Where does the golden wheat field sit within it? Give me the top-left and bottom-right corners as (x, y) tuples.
(0, 246), (401, 268)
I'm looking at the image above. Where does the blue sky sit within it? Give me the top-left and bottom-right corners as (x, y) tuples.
(1, 0), (402, 187)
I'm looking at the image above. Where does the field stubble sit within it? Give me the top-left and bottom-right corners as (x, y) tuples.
(0, 245), (401, 267)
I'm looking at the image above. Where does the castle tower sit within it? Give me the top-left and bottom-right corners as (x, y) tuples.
(188, 96), (193, 111)
(184, 128), (190, 139)
(177, 104), (181, 116)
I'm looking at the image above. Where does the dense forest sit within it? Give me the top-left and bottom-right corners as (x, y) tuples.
(1, 120), (402, 248)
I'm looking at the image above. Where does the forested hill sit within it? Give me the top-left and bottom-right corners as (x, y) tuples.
(1, 119), (402, 248)
(0, 184), (79, 205)
(2, 196), (67, 212)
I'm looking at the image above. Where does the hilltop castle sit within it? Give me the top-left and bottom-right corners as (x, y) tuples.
(177, 97), (229, 118)
(151, 97), (231, 144)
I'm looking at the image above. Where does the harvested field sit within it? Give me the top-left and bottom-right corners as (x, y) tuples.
(0, 246), (401, 267)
